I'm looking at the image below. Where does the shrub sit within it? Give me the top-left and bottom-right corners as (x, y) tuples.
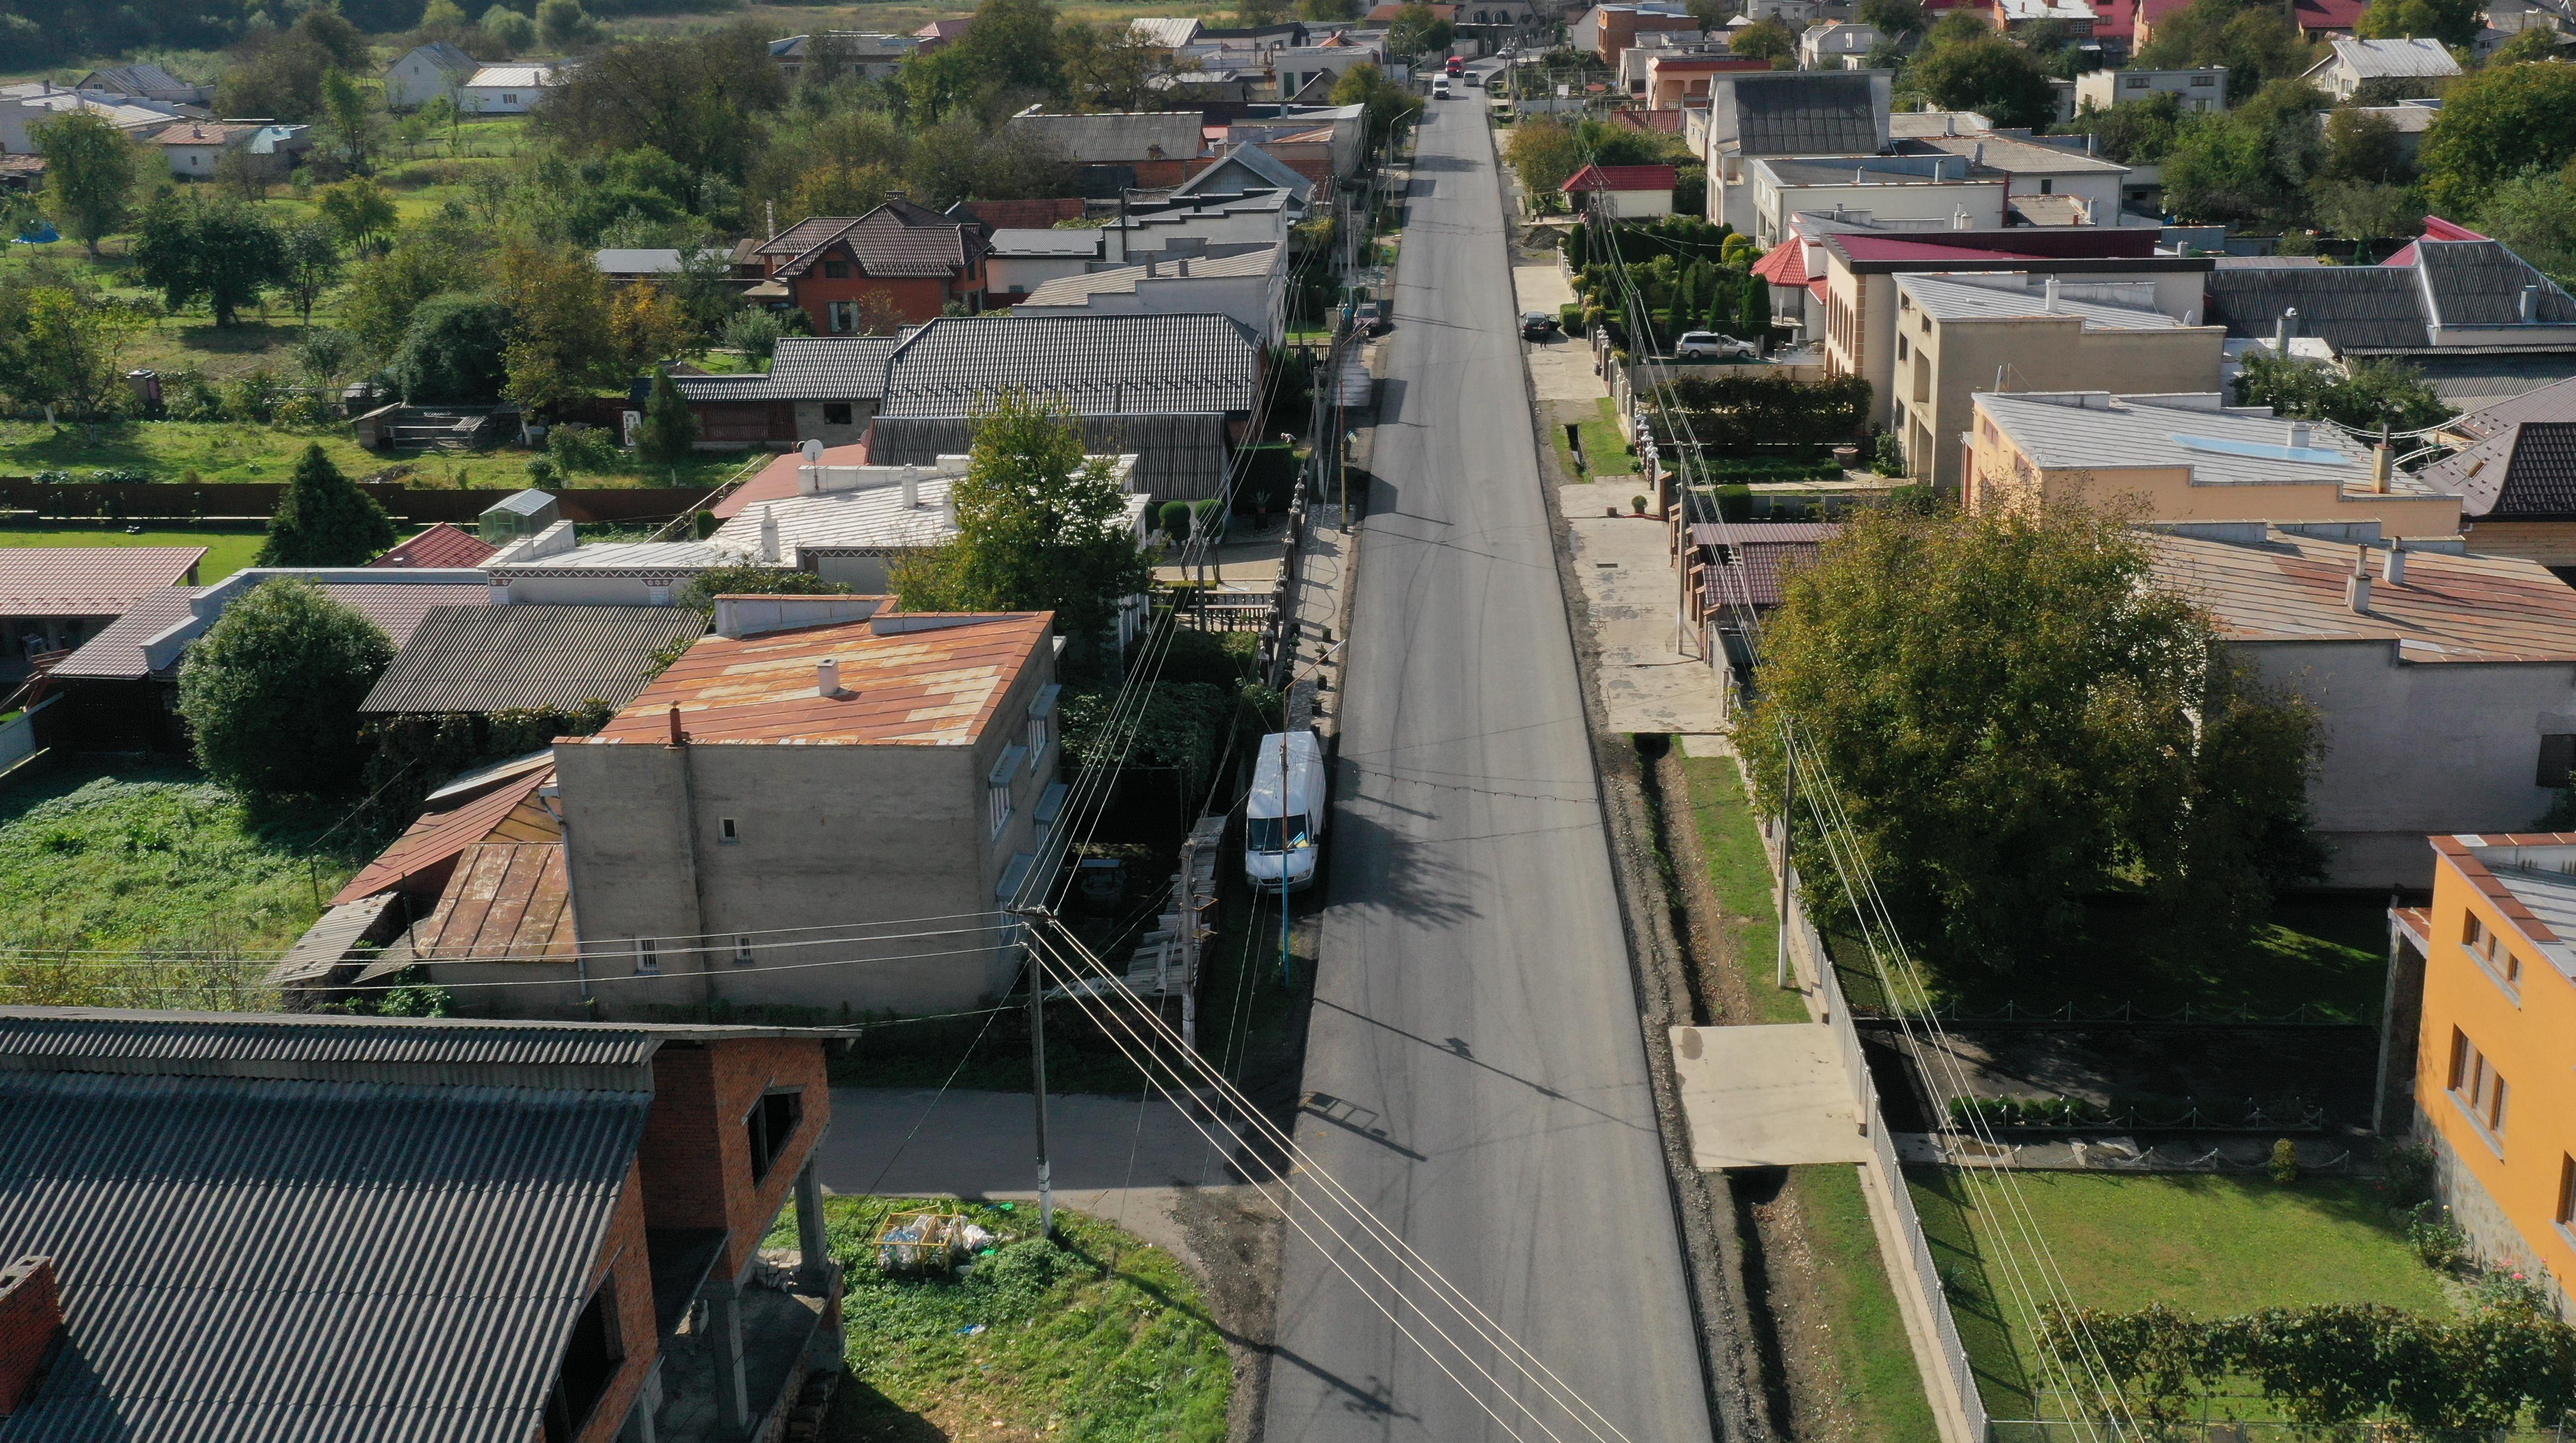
(526, 455), (558, 486)
(1560, 303), (1584, 336)
(1158, 499), (1195, 542)
(2406, 1201), (2473, 1273)
(225, 368), (283, 424)
(272, 392), (333, 427)
(178, 579), (394, 797)
(636, 368), (699, 464)
(2375, 1138), (2438, 1211)
(1870, 430), (1906, 478)
(547, 424), (623, 474)
(2268, 1137), (2299, 1184)
(1714, 484), (1751, 522)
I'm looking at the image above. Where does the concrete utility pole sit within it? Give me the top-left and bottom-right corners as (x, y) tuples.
(1008, 905), (1059, 1238)
(1777, 748), (1795, 990)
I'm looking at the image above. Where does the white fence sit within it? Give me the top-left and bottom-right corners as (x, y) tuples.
(0, 695), (56, 772)
(1771, 838), (1994, 1442)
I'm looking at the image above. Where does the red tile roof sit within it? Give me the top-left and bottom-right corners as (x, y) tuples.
(0, 546), (204, 616)
(1563, 163), (1679, 193)
(2293, 0), (2365, 29)
(588, 611), (1052, 746)
(371, 523), (498, 570)
(717, 443), (868, 519)
(1751, 240), (1807, 285)
(1609, 108), (1685, 133)
(334, 767), (556, 905)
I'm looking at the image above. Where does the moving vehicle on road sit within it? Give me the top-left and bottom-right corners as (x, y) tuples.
(1247, 730), (1327, 893)
(1674, 331), (1758, 359)
(1431, 75), (1452, 97)
(1521, 310), (1559, 339)
(1445, 55), (1464, 75)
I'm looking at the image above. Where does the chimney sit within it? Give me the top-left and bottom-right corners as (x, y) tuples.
(900, 465), (920, 509)
(666, 705), (687, 747)
(1944, 113), (1956, 136)
(2382, 541), (2405, 585)
(942, 490), (958, 529)
(0, 1257), (60, 1417)
(2043, 276), (2060, 313)
(757, 504), (780, 563)
(2288, 421), (2312, 448)
(1973, 140), (1985, 166)
(817, 659), (842, 697)
(2346, 547), (2371, 613)
(2522, 283), (2541, 323)
(2372, 443), (2393, 493)
(1146, 252), (1159, 276)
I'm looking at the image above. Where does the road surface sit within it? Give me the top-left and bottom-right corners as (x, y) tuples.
(1264, 73), (1717, 1443)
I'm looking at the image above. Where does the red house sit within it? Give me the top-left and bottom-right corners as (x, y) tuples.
(754, 199), (991, 331)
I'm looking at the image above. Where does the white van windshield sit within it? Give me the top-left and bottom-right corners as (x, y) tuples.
(1248, 815), (1306, 852)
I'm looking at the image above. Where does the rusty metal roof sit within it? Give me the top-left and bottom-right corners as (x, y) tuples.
(2149, 527), (2576, 663)
(371, 523), (499, 570)
(334, 767), (558, 905)
(411, 842), (576, 963)
(585, 611), (1052, 746)
(0, 547), (204, 617)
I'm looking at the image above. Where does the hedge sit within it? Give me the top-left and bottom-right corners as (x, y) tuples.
(1661, 371), (1872, 450)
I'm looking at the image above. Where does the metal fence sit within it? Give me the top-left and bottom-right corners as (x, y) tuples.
(1992, 1419), (2573, 1442)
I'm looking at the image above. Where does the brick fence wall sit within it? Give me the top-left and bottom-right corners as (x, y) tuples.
(0, 479), (710, 525)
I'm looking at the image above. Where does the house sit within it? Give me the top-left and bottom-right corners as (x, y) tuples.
(0, 85), (181, 153)
(1704, 70), (1894, 232)
(0, 1007), (842, 1441)
(1209, 121), (1342, 190)
(2412, 377), (2576, 565)
(1747, 154), (2007, 244)
(1682, 521), (1838, 696)
(914, 16), (973, 51)
(710, 451), (1151, 592)
(1104, 189), (1299, 260)
(2073, 65), (2226, 113)
(1013, 241), (1289, 341)
(485, 526), (747, 605)
(1641, 53), (1773, 107)
(74, 62), (208, 106)
(1798, 21), (1883, 68)
(1455, 0), (1547, 27)
(752, 201), (990, 329)
(869, 313), (1263, 500)
(360, 603), (710, 720)
(1967, 391), (2464, 535)
(986, 229), (1113, 301)
(1886, 272), (2224, 488)
(2385, 837), (2576, 1318)
(0, 547), (202, 683)
(1992, 0), (2098, 36)
(1893, 130), (2132, 222)
(2292, 0), (2369, 39)
(1006, 108), (1214, 192)
(1177, 142), (1319, 211)
(41, 569), (487, 756)
(2202, 224), (2576, 409)
(372, 521), (500, 569)
(153, 122), (268, 180)
(666, 334), (905, 449)
(1129, 15), (1207, 48)
(533, 595), (1063, 1016)
(2302, 36), (2460, 102)
(593, 246), (739, 285)
(767, 31), (917, 85)
(2144, 527), (2576, 890)
(383, 40), (477, 109)
(1565, 162), (1681, 218)
(460, 63), (567, 115)
(1268, 43), (1387, 100)
(1574, 2), (1708, 62)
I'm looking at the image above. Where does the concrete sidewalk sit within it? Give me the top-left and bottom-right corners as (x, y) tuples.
(1559, 476), (1728, 734)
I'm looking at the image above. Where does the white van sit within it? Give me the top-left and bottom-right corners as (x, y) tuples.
(1246, 730), (1326, 892)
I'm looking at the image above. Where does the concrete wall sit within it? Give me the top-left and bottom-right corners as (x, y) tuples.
(988, 254), (1097, 299)
(2073, 67), (2226, 112)
(2232, 639), (2576, 888)
(1754, 178), (2005, 246)
(1902, 313), (2225, 488)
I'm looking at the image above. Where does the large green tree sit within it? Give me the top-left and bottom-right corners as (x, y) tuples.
(32, 110), (139, 260)
(2420, 62), (2576, 214)
(890, 392), (1153, 661)
(260, 444), (398, 567)
(2472, 166), (2576, 288)
(178, 577), (396, 797)
(1903, 33), (2057, 130)
(2058, 93), (2184, 165)
(1729, 17), (1796, 63)
(1732, 503), (2323, 976)
(129, 193), (288, 328)
(2232, 352), (2452, 432)
(2159, 79), (2326, 229)
(2354, 0), (2481, 49)
(390, 294), (515, 404)
(214, 9), (370, 121)
(2135, 0), (2313, 99)
(534, 26), (788, 179)
(0, 286), (148, 425)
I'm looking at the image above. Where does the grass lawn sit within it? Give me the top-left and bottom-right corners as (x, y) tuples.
(0, 761), (379, 1007)
(1679, 754), (1805, 1024)
(0, 420), (391, 486)
(1576, 395), (1633, 477)
(1783, 1166), (1942, 1441)
(1907, 1168), (2450, 1421)
(777, 1194), (1230, 1441)
(0, 526), (267, 581)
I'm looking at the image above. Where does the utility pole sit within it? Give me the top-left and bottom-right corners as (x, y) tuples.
(1010, 906), (1058, 1237)
(1776, 748), (1795, 990)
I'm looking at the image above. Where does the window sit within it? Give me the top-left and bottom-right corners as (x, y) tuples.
(989, 745), (1026, 837)
(747, 1088), (804, 1183)
(827, 300), (858, 334)
(2538, 734), (2575, 788)
(2190, 73), (2214, 85)
(2447, 1027), (2509, 1142)
(822, 401), (854, 425)
(2560, 1155), (2575, 1233)
(733, 934), (755, 967)
(2124, 74), (2148, 88)
(719, 816), (739, 843)
(2039, 178), (2054, 194)
(541, 1277), (624, 1442)
(1895, 334), (1909, 360)
(634, 938), (659, 975)
(503, 92), (518, 104)
(823, 259), (850, 279)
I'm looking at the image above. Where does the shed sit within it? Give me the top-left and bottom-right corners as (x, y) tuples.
(479, 488), (562, 544)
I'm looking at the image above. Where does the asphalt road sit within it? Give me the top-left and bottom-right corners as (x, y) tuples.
(1264, 76), (1717, 1443)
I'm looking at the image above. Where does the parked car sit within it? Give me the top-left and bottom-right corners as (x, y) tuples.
(1521, 310), (1559, 339)
(1674, 331), (1757, 359)
(1354, 300), (1388, 334)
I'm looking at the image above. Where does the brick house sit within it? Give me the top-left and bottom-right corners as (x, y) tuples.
(753, 199), (991, 330)
(0, 1008), (842, 1442)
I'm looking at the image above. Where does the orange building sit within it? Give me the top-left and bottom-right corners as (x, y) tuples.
(2389, 836), (2576, 1316)
(752, 200), (990, 331)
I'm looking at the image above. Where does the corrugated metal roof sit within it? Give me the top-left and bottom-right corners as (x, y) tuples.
(266, 894), (399, 988)
(1718, 72), (1880, 157)
(2419, 239), (2576, 327)
(868, 412), (1235, 501)
(0, 1067), (644, 1441)
(413, 842), (577, 962)
(371, 523), (499, 570)
(2320, 35), (2459, 78)
(2448, 374), (2576, 440)
(2150, 526), (2576, 662)
(2205, 265), (2430, 349)
(333, 767), (557, 904)
(359, 604), (706, 715)
(671, 336), (904, 404)
(879, 314), (1259, 418)
(1021, 243), (1279, 305)
(0, 1009), (659, 1075)
(585, 611), (1051, 747)
(44, 585), (199, 680)
(0, 547), (203, 616)
(1978, 392), (2440, 493)
(1563, 163), (1678, 193)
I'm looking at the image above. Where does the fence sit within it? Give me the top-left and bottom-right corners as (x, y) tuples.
(1993, 1418), (2572, 1441)
(0, 695), (55, 772)
(1863, 999), (2374, 1029)
(1772, 841), (1994, 1443)
(0, 478), (711, 525)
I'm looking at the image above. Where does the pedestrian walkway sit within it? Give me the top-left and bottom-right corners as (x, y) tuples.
(1560, 477), (1729, 734)
(1669, 1024), (1870, 1168)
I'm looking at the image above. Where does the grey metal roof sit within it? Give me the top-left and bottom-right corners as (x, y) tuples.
(1975, 391), (2457, 495)
(869, 412), (1235, 501)
(2419, 240), (2576, 328)
(0, 1067), (646, 1442)
(879, 314), (1260, 417)
(267, 895), (399, 988)
(2420, 420), (2576, 518)
(1176, 145), (1314, 202)
(2205, 266), (2433, 349)
(670, 336), (904, 403)
(44, 585), (198, 680)
(1719, 72), (1881, 157)
(1897, 273), (2179, 327)
(2320, 36), (2460, 78)
(1897, 133), (2128, 175)
(358, 604), (707, 716)
(1021, 243), (1280, 305)
(0, 1009), (663, 1083)
(2447, 373), (2576, 438)
(989, 228), (1105, 258)
(1006, 111), (1207, 164)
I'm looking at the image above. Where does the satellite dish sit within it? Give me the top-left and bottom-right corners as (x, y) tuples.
(800, 438), (824, 463)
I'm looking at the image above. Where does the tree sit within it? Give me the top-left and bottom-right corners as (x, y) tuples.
(721, 307), (787, 366)
(1332, 62), (1424, 147)
(2419, 61), (2576, 214)
(1732, 503), (2323, 976)
(1506, 114), (1583, 193)
(216, 10), (371, 121)
(277, 221), (342, 326)
(2232, 351), (2452, 431)
(315, 178), (400, 255)
(33, 111), (139, 260)
(1687, 0), (1734, 32)
(130, 192), (289, 327)
(0, 288), (147, 425)
(1729, 17), (1796, 63)
(1237, 0), (1290, 23)
(420, 0), (472, 29)
(1060, 23), (1173, 111)
(178, 577), (395, 797)
(2058, 93), (2184, 165)
(532, 27), (789, 179)
(1903, 33), (2056, 129)
(2489, 24), (2562, 64)
(2318, 105), (2411, 186)
(2160, 80), (2326, 229)
(536, 0), (599, 48)
(675, 564), (852, 614)
(497, 240), (620, 414)
(610, 282), (695, 372)
(2472, 167), (2576, 287)
(317, 67), (379, 174)
(2355, 0), (2480, 49)
(343, 217), (481, 355)
(2135, 0), (2313, 99)
(480, 4), (536, 54)
(890, 391), (1153, 659)
(391, 294), (514, 403)
(259, 444), (398, 566)
(2312, 181), (2425, 247)
(1387, 2), (1456, 56)
(297, 326), (359, 394)
(1860, 0), (1928, 36)
(636, 368), (700, 463)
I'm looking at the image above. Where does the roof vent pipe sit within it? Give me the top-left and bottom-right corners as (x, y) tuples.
(758, 504), (780, 563)
(2372, 443), (2393, 493)
(2289, 421), (2312, 448)
(2522, 283), (2541, 322)
(2383, 539), (2406, 584)
(2044, 276), (2060, 313)
(2347, 548), (2371, 614)
(900, 465), (920, 508)
(817, 659), (842, 697)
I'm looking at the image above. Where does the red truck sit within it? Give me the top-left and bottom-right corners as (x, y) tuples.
(1444, 55), (1464, 75)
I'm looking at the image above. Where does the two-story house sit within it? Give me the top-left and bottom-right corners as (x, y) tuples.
(754, 200), (991, 330)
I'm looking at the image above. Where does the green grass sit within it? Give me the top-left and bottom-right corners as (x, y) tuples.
(1577, 395), (1633, 477)
(1680, 754), (1806, 1024)
(1907, 1168), (2452, 1421)
(773, 1194), (1230, 1441)
(0, 761), (385, 1008)
(0, 420), (390, 487)
(1784, 1166), (1942, 1441)
(0, 526), (267, 581)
